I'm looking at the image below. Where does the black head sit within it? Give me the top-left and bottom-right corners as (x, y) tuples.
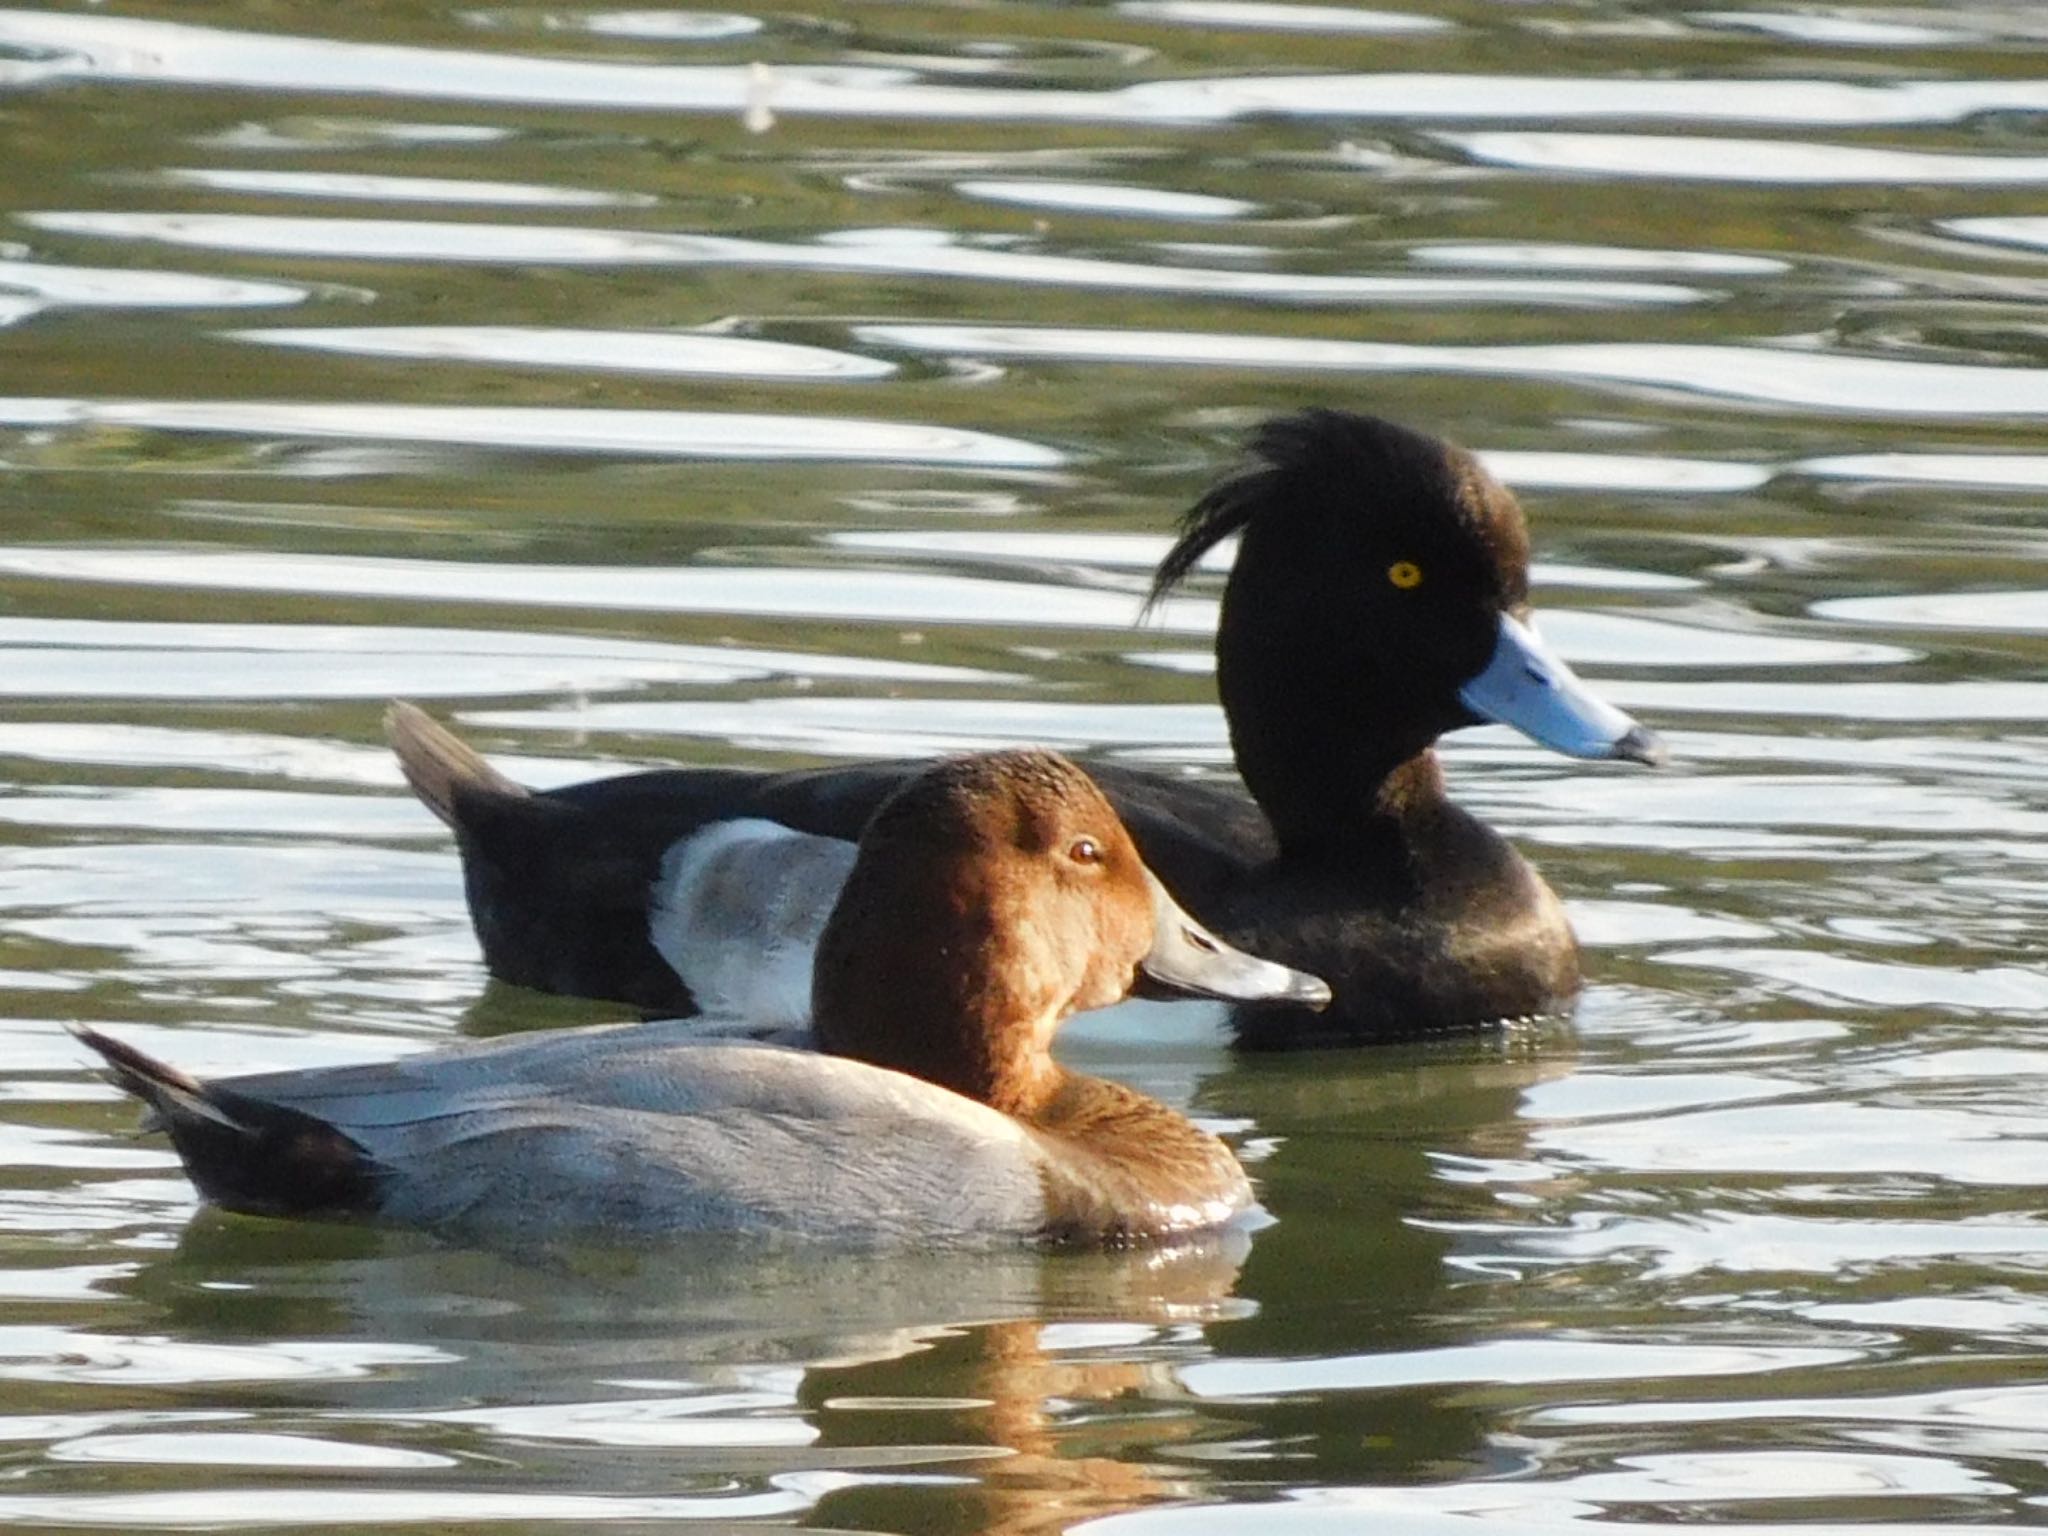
(1153, 410), (1528, 620)
(1151, 411), (1656, 849)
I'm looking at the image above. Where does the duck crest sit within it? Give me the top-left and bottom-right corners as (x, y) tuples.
(1148, 410), (1527, 614)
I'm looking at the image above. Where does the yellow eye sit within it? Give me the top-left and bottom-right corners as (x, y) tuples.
(1387, 561), (1424, 589)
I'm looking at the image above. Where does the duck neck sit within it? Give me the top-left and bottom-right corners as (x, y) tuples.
(825, 987), (1064, 1117)
(812, 882), (1066, 1117)
(1218, 642), (1450, 856)
(1212, 542), (1461, 858)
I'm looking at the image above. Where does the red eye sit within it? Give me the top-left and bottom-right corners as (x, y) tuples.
(1068, 837), (1103, 865)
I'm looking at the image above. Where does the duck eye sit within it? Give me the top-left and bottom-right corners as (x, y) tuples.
(1387, 560), (1424, 590)
(1067, 836), (1103, 866)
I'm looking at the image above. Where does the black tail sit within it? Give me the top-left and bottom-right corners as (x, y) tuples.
(70, 1024), (385, 1220)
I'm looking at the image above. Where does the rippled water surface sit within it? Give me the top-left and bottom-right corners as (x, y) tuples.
(6, 0), (2048, 1530)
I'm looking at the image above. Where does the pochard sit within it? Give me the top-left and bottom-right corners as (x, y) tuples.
(391, 410), (1663, 1046)
(74, 751), (1328, 1246)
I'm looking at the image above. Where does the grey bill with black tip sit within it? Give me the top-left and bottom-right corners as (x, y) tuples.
(1458, 612), (1667, 766)
(1138, 869), (1331, 1009)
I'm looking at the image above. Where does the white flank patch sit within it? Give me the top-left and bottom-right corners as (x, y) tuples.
(649, 820), (858, 1032)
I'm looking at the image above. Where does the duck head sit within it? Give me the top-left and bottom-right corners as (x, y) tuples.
(1150, 410), (1664, 850)
(811, 751), (1328, 1113)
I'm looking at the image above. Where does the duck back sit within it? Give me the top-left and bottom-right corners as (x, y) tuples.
(81, 1021), (1054, 1244)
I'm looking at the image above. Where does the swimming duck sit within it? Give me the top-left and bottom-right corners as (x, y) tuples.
(74, 751), (1329, 1246)
(391, 410), (1663, 1046)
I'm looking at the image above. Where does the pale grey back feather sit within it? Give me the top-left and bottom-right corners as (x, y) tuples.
(225, 1029), (1048, 1244)
(648, 819), (856, 1031)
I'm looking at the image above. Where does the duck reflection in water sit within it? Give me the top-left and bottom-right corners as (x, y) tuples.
(124, 1217), (1254, 1534)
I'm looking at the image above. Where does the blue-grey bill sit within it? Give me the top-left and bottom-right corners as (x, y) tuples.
(1139, 871), (1331, 1010)
(1458, 612), (1667, 765)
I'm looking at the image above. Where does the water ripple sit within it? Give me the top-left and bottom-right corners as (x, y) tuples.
(0, 397), (1058, 466)
(1944, 217), (2048, 255)
(232, 325), (896, 379)
(1691, 11), (1985, 48)
(385, 1392), (819, 1448)
(10, 1), (2048, 1530)
(1815, 591), (2048, 631)
(1492, 1209), (2048, 1278)
(1604, 680), (2048, 721)
(0, 1327), (456, 1387)
(1179, 1337), (1859, 1399)
(856, 324), (2048, 417)
(1410, 240), (1790, 275)
(26, 212), (1704, 308)
(47, 1431), (455, 1469)
(0, 547), (1209, 630)
(8, 11), (2048, 126)
(1537, 1380), (2048, 1433)
(1657, 949), (2048, 1014)
(954, 179), (1259, 219)
(0, 1482), (828, 1527)
(0, 616), (1007, 699)
(0, 259), (307, 314)
(1113, 2), (1451, 34)
(1084, 1476), (2036, 1535)
(1446, 132), (2048, 185)
(828, 530), (1706, 586)
(158, 167), (653, 207)
(504, 9), (765, 42)
(1799, 455), (2048, 490)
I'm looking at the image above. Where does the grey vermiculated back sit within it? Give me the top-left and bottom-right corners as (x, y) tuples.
(224, 1028), (1049, 1242)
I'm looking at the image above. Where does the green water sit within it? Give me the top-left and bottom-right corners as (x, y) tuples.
(6, 1), (2048, 1531)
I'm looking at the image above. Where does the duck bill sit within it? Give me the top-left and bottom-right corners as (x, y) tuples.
(1458, 612), (1667, 765)
(1136, 870), (1331, 1009)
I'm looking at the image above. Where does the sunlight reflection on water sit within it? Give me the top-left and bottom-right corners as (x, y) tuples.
(9, 0), (2048, 1531)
